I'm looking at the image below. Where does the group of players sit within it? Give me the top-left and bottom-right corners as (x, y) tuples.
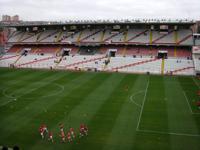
(39, 123), (88, 143)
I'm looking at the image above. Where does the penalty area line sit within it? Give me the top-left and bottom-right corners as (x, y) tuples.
(183, 91), (200, 115)
(136, 79), (149, 131)
(183, 91), (193, 114)
(137, 129), (200, 137)
(192, 77), (200, 89)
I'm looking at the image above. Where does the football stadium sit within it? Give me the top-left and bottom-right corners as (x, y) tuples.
(0, 1), (200, 150)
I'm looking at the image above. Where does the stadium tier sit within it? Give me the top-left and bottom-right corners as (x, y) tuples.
(7, 28), (193, 45)
(0, 21), (199, 75)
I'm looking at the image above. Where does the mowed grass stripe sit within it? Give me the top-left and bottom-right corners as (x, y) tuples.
(0, 68), (33, 78)
(0, 68), (46, 85)
(28, 73), (113, 150)
(0, 72), (85, 141)
(35, 73), (128, 150)
(102, 75), (148, 150)
(73, 74), (136, 150)
(28, 73), (124, 150)
(178, 76), (199, 113)
(1, 69), (200, 150)
(0, 70), (54, 108)
(0, 71), (59, 101)
(166, 77), (199, 134)
(139, 76), (169, 131)
(166, 77), (200, 150)
(133, 75), (171, 150)
(0, 71), (71, 114)
(0, 72), (97, 148)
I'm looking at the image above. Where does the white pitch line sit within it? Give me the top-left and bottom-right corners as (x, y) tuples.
(2, 83), (65, 101)
(183, 91), (193, 114)
(129, 91), (144, 108)
(137, 129), (200, 137)
(192, 77), (200, 89)
(0, 100), (14, 107)
(130, 95), (142, 108)
(183, 91), (200, 115)
(136, 79), (149, 131)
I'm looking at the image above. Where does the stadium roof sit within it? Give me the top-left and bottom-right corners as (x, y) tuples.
(1, 19), (196, 27)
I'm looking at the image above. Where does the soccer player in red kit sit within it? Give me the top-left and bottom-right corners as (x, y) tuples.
(48, 131), (54, 143)
(70, 127), (76, 139)
(83, 124), (88, 136)
(60, 130), (66, 143)
(39, 126), (44, 139)
(67, 131), (72, 143)
(41, 124), (48, 134)
(79, 124), (85, 138)
(59, 123), (64, 132)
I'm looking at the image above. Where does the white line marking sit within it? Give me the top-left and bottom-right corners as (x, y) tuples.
(1, 83), (65, 107)
(136, 79), (149, 131)
(183, 91), (200, 115)
(2, 83), (65, 100)
(137, 129), (200, 137)
(192, 77), (200, 89)
(0, 100), (14, 107)
(129, 91), (144, 108)
(183, 91), (193, 114)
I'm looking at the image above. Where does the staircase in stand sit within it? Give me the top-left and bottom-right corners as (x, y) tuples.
(111, 58), (159, 71)
(55, 55), (64, 68)
(38, 30), (59, 42)
(127, 30), (148, 42)
(55, 30), (63, 42)
(60, 31), (79, 42)
(177, 34), (193, 45)
(21, 33), (36, 42)
(65, 56), (106, 68)
(13, 55), (23, 65)
(80, 30), (102, 42)
(17, 32), (26, 42)
(77, 31), (83, 43)
(103, 57), (111, 70)
(16, 56), (56, 67)
(152, 30), (174, 43)
(36, 31), (43, 42)
(170, 66), (194, 74)
(103, 31), (124, 42)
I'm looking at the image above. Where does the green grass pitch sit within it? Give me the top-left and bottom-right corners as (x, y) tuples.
(0, 68), (200, 150)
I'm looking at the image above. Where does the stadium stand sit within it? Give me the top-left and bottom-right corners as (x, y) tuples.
(0, 20), (197, 75)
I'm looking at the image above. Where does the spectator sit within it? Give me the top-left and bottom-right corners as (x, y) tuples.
(2, 146), (8, 150)
(13, 146), (20, 150)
